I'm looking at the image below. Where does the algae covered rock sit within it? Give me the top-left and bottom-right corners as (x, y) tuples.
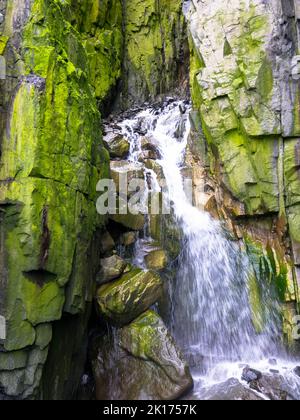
(96, 268), (163, 326)
(123, 0), (188, 106)
(97, 255), (127, 285)
(0, 0), (111, 399)
(91, 311), (193, 400)
(187, 0), (284, 215)
(103, 133), (130, 159)
(145, 249), (168, 271)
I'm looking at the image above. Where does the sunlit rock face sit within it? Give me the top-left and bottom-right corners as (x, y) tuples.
(186, 0), (300, 340)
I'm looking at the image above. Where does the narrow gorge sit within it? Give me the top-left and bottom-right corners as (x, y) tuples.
(0, 0), (300, 401)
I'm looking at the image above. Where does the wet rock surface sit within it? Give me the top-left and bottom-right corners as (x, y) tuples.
(240, 365), (300, 400)
(242, 367), (263, 383)
(193, 378), (264, 401)
(186, 0), (300, 343)
(103, 133), (130, 159)
(91, 311), (193, 400)
(294, 367), (300, 377)
(97, 255), (127, 285)
(96, 268), (163, 326)
(145, 249), (168, 271)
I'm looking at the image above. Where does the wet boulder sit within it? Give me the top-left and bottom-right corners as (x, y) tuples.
(140, 137), (161, 161)
(103, 132), (130, 159)
(111, 212), (145, 231)
(109, 161), (147, 230)
(96, 268), (163, 326)
(91, 311), (193, 400)
(144, 159), (165, 187)
(145, 249), (168, 271)
(97, 255), (127, 285)
(139, 150), (161, 161)
(110, 161), (144, 191)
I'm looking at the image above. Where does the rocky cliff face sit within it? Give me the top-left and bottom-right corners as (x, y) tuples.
(0, 0), (110, 399)
(1, 0), (300, 401)
(186, 0), (300, 341)
(0, 0), (187, 400)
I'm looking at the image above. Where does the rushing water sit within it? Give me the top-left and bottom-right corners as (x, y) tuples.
(114, 99), (300, 399)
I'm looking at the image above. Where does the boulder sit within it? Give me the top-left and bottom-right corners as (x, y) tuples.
(110, 161), (144, 194)
(144, 160), (165, 187)
(139, 137), (161, 161)
(119, 232), (138, 247)
(110, 212), (145, 231)
(99, 231), (115, 256)
(196, 378), (264, 401)
(96, 268), (163, 326)
(145, 249), (168, 271)
(141, 136), (159, 151)
(294, 366), (300, 377)
(103, 132), (130, 159)
(249, 373), (293, 401)
(242, 368), (300, 400)
(91, 310), (193, 400)
(97, 255), (127, 285)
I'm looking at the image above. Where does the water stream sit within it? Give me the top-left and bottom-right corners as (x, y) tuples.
(113, 99), (300, 399)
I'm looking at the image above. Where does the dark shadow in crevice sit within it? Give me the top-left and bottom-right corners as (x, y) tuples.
(23, 270), (57, 288)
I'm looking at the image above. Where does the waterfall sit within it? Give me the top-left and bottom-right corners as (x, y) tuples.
(149, 102), (282, 363)
(114, 99), (300, 397)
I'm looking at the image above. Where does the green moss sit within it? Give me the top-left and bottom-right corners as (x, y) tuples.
(96, 268), (163, 326)
(85, 27), (123, 104)
(121, 310), (161, 358)
(123, 0), (186, 105)
(248, 272), (264, 333)
(245, 237), (288, 306)
(0, 36), (9, 55)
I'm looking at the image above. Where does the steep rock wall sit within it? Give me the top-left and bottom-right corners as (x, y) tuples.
(0, 0), (112, 399)
(121, 0), (188, 107)
(186, 0), (300, 341)
(0, 0), (188, 400)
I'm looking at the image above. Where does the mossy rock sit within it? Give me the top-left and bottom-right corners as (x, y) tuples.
(119, 231), (138, 247)
(91, 310), (193, 400)
(103, 134), (130, 159)
(97, 255), (127, 285)
(96, 268), (163, 326)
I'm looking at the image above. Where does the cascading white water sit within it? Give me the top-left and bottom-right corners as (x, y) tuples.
(116, 99), (300, 398)
(150, 103), (283, 363)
